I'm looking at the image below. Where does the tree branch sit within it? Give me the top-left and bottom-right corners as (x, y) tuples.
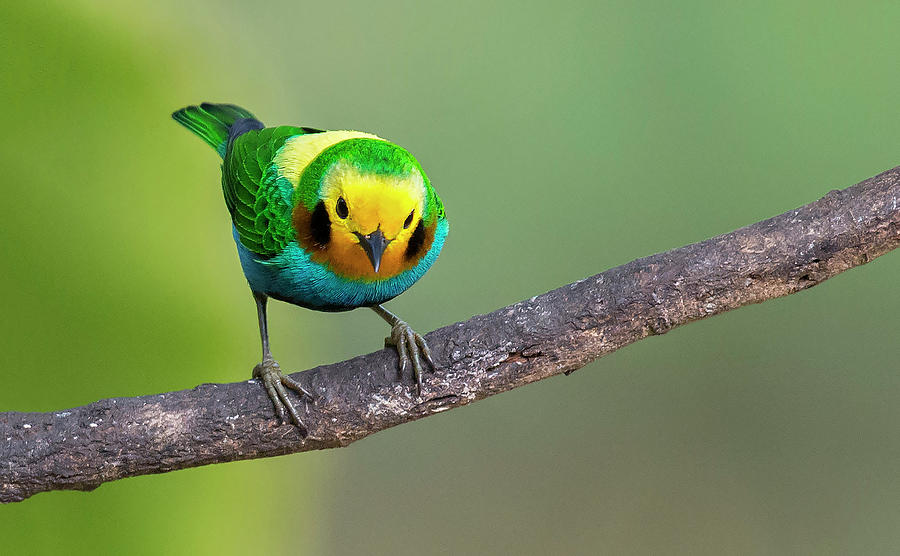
(3, 166), (900, 503)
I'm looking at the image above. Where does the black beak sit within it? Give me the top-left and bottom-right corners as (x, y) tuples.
(354, 228), (391, 273)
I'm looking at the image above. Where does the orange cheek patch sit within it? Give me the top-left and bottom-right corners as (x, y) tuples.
(311, 238), (406, 281)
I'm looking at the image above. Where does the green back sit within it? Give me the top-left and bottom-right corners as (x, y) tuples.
(222, 126), (305, 256)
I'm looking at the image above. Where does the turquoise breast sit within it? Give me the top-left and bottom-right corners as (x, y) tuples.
(232, 221), (448, 311)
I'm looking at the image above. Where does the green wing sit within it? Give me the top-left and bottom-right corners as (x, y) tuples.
(222, 125), (305, 256)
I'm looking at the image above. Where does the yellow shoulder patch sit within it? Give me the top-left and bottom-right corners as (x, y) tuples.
(274, 130), (382, 187)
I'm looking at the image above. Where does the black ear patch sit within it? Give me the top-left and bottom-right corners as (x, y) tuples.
(405, 219), (425, 260)
(310, 201), (331, 247)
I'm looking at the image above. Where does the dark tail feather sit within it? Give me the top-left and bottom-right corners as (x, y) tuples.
(172, 103), (262, 158)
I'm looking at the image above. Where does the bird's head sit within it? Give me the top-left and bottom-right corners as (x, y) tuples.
(293, 138), (443, 281)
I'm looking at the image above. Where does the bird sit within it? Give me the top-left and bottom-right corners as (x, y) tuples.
(172, 103), (448, 436)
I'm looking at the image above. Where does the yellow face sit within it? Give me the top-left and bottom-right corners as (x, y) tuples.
(301, 161), (428, 280)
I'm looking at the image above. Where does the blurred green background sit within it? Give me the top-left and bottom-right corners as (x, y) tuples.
(2, 1), (900, 554)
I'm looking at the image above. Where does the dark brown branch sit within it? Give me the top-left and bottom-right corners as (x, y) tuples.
(3, 166), (900, 503)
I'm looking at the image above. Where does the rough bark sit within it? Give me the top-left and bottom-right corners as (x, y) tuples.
(3, 165), (900, 503)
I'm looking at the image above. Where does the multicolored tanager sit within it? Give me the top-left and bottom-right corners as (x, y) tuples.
(173, 103), (448, 436)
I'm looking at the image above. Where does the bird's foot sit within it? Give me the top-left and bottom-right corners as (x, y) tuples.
(385, 320), (435, 396)
(253, 358), (313, 436)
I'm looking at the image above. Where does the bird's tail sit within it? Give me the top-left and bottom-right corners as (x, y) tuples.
(172, 103), (262, 158)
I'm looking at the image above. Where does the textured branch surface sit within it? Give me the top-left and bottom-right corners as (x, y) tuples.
(3, 166), (900, 503)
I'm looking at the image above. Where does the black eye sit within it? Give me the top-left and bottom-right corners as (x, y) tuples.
(336, 197), (349, 219)
(403, 209), (414, 229)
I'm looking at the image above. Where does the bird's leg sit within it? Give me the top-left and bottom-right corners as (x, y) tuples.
(371, 304), (435, 396)
(251, 292), (312, 435)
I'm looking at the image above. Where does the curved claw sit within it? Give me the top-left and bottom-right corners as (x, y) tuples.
(385, 321), (435, 396)
(415, 333), (435, 369)
(253, 359), (312, 436)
